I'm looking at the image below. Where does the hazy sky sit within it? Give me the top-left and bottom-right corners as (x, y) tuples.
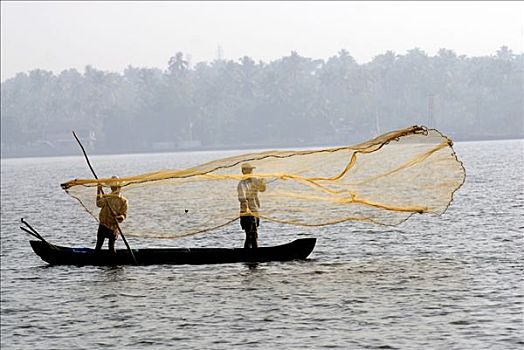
(1, 1), (523, 81)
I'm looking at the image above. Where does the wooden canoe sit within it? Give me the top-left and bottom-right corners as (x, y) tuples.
(29, 238), (317, 266)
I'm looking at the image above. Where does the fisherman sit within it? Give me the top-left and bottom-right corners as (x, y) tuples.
(95, 176), (128, 253)
(237, 163), (266, 248)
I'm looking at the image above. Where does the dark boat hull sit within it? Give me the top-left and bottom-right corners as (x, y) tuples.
(29, 238), (316, 266)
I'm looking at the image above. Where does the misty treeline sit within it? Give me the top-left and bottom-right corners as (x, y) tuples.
(1, 46), (522, 156)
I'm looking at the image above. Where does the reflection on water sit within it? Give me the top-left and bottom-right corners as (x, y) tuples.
(1, 140), (523, 349)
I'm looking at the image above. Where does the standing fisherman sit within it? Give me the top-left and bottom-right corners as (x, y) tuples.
(95, 176), (128, 253)
(237, 163), (266, 248)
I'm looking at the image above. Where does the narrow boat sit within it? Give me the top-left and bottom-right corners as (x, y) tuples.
(29, 238), (317, 266)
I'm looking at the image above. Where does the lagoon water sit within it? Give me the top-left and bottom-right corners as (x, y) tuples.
(1, 140), (523, 349)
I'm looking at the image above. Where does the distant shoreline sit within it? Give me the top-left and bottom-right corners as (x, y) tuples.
(1, 135), (523, 160)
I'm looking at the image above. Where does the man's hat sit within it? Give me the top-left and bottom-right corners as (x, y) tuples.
(241, 163), (256, 170)
(110, 175), (122, 187)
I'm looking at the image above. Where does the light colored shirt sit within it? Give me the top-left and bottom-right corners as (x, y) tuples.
(237, 178), (266, 215)
(96, 193), (128, 233)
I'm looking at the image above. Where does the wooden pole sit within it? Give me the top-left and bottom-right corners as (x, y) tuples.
(21, 218), (47, 242)
(72, 131), (137, 265)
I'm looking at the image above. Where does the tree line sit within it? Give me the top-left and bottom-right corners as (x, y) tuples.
(1, 46), (522, 157)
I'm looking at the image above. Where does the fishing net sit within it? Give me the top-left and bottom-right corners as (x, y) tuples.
(61, 126), (465, 239)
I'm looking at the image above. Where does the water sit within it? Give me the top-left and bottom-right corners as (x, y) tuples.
(1, 140), (523, 349)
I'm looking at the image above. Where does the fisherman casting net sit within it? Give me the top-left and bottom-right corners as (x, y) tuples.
(61, 126), (465, 239)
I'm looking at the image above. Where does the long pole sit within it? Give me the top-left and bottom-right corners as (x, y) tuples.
(72, 131), (137, 265)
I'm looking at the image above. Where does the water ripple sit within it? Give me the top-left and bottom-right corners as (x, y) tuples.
(1, 141), (523, 349)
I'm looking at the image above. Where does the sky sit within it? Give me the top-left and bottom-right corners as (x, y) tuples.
(1, 1), (523, 81)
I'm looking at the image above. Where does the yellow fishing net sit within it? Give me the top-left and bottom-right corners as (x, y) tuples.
(61, 126), (465, 239)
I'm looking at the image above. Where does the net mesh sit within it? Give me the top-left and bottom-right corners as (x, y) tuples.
(61, 126), (465, 239)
